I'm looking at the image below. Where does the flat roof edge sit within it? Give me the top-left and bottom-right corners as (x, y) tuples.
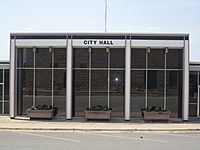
(10, 32), (190, 37)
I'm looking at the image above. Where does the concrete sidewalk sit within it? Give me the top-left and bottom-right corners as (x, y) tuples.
(0, 116), (200, 131)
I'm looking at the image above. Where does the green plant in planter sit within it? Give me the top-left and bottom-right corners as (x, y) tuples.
(27, 105), (58, 116)
(86, 105), (112, 111)
(141, 106), (168, 117)
(141, 106), (171, 121)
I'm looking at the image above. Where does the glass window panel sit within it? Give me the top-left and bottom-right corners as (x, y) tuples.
(0, 85), (2, 101)
(17, 48), (34, 68)
(4, 102), (9, 114)
(17, 69), (33, 115)
(74, 70), (89, 117)
(147, 71), (164, 108)
(148, 49), (165, 69)
(35, 69), (52, 107)
(131, 70), (146, 118)
(110, 48), (125, 68)
(167, 71), (182, 118)
(53, 69), (66, 116)
(0, 102), (2, 113)
(35, 48), (52, 68)
(110, 70), (124, 117)
(91, 70), (108, 107)
(189, 104), (197, 117)
(131, 49), (146, 69)
(189, 71), (198, 103)
(0, 69), (3, 83)
(73, 48), (89, 68)
(166, 49), (183, 69)
(147, 70), (157, 89)
(4, 69), (9, 101)
(91, 48), (108, 68)
(54, 48), (66, 68)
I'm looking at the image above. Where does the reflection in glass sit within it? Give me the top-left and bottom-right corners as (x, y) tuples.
(35, 48), (52, 68)
(110, 48), (125, 68)
(147, 71), (164, 108)
(4, 102), (9, 114)
(189, 71), (198, 117)
(17, 69), (33, 115)
(17, 48), (34, 68)
(189, 104), (197, 117)
(91, 48), (108, 68)
(35, 69), (52, 107)
(166, 71), (182, 118)
(166, 49), (183, 69)
(131, 70), (146, 117)
(189, 71), (198, 103)
(148, 49), (165, 69)
(131, 49), (146, 68)
(54, 48), (66, 68)
(0, 85), (2, 101)
(0, 102), (2, 113)
(91, 70), (108, 107)
(110, 71), (124, 117)
(53, 69), (66, 116)
(4, 69), (9, 100)
(0, 69), (3, 83)
(74, 70), (89, 117)
(73, 48), (89, 68)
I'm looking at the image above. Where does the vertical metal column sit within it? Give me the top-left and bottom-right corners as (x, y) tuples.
(183, 37), (189, 121)
(51, 47), (54, 108)
(107, 47), (110, 108)
(125, 38), (131, 121)
(9, 38), (16, 119)
(66, 37), (72, 120)
(33, 47), (36, 106)
(88, 47), (92, 108)
(164, 48), (168, 109)
(2, 69), (5, 114)
(145, 48), (150, 108)
(198, 72), (200, 117)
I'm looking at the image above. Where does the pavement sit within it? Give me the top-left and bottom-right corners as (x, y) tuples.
(0, 115), (200, 131)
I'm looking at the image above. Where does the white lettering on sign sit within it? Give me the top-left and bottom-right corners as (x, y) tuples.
(83, 40), (114, 45)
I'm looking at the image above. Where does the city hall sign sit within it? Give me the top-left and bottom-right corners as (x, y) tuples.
(83, 40), (114, 45)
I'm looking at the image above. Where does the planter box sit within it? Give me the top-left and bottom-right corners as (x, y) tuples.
(142, 110), (170, 121)
(85, 110), (111, 120)
(26, 109), (54, 119)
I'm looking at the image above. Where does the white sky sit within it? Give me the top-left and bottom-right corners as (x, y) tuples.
(0, 0), (200, 61)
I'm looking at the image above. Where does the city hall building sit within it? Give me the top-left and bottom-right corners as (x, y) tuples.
(6, 33), (192, 121)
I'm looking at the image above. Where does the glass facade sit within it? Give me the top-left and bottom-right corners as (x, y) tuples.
(131, 48), (183, 118)
(147, 70), (164, 108)
(189, 71), (198, 117)
(17, 69), (33, 115)
(17, 48), (66, 116)
(131, 70), (146, 117)
(73, 48), (125, 117)
(0, 68), (9, 114)
(73, 70), (89, 117)
(167, 71), (182, 118)
(14, 39), (185, 119)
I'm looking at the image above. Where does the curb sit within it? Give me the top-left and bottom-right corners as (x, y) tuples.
(1, 128), (200, 132)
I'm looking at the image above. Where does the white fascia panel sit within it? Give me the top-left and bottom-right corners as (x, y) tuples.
(189, 66), (200, 71)
(131, 40), (184, 48)
(16, 39), (66, 47)
(72, 39), (125, 47)
(0, 64), (10, 69)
